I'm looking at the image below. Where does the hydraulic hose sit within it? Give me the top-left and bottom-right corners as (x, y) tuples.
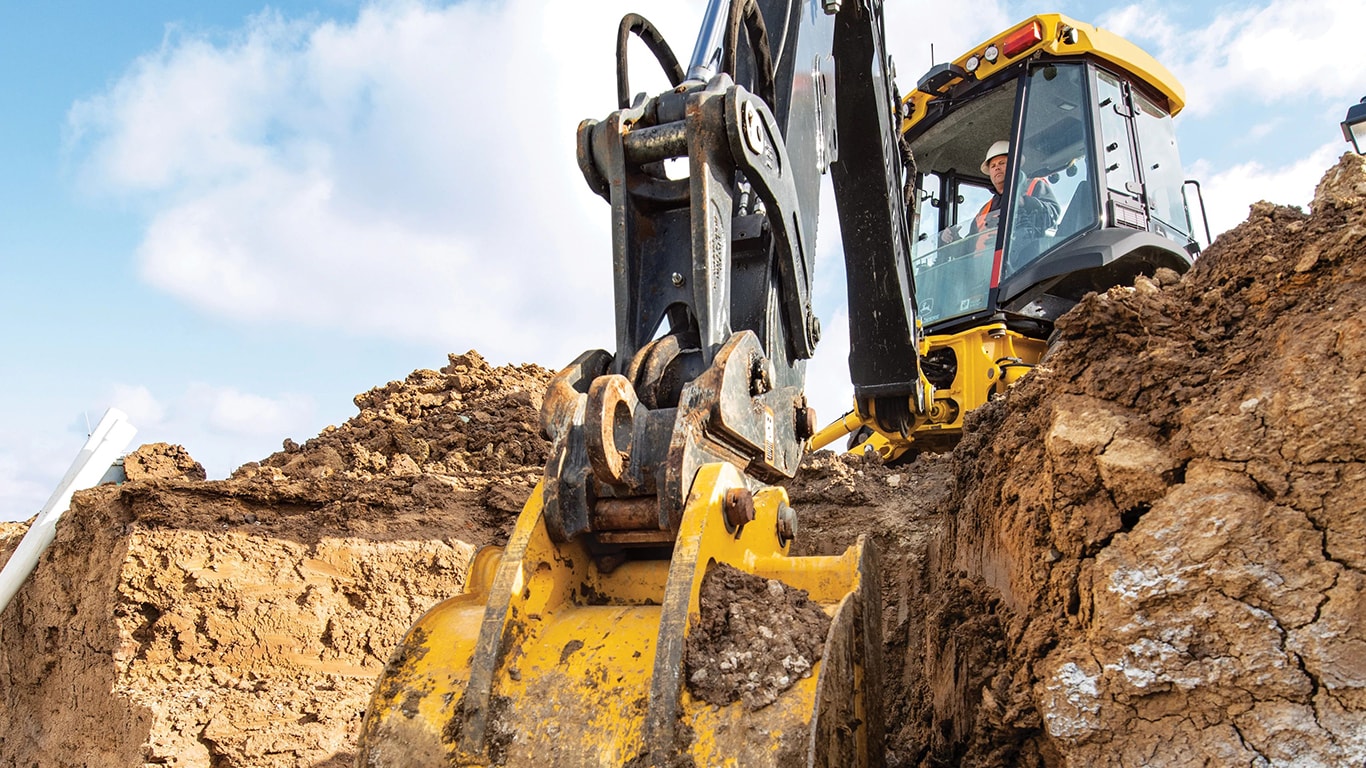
(616, 14), (685, 110)
(721, 0), (776, 109)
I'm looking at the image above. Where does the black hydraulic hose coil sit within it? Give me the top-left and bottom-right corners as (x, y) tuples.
(616, 14), (685, 110)
(722, 0), (776, 110)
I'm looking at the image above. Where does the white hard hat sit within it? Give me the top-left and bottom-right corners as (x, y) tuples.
(981, 140), (1010, 175)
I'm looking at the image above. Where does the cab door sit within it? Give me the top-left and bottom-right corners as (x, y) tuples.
(1094, 69), (1147, 231)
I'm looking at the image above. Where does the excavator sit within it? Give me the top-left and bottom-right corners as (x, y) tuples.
(356, 5), (1196, 766)
(810, 13), (1204, 460)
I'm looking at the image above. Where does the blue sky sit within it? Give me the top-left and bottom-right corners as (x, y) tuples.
(3, 0), (1363, 521)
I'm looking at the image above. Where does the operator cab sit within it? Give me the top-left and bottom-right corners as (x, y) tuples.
(903, 16), (1201, 337)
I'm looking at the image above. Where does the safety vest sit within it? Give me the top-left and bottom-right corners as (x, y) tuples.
(972, 177), (1043, 252)
(974, 178), (1043, 234)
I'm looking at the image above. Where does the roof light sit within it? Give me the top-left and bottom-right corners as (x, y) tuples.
(964, 55), (980, 74)
(1343, 96), (1366, 155)
(916, 62), (970, 94)
(1001, 21), (1043, 58)
(983, 45), (1000, 63)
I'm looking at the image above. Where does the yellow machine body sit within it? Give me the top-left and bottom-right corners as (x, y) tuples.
(812, 12), (1193, 463)
(809, 324), (1046, 461)
(358, 463), (882, 766)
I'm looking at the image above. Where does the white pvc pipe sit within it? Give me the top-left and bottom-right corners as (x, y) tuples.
(0, 408), (136, 615)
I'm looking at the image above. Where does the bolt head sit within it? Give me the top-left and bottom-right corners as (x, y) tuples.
(749, 356), (773, 396)
(723, 488), (755, 530)
(776, 503), (798, 545)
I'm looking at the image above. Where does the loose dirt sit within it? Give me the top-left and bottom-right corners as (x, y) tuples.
(2, 156), (1363, 767)
(685, 562), (831, 710)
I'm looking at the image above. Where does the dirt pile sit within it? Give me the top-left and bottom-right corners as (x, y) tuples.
(1, 156), (1363, 767)
(242, 351), (553, 504)
(0, 353), (553, 768)
(897, 152), (1366, 766)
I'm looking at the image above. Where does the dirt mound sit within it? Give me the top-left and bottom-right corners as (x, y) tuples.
(2, 156), (1364, 767)
(241, 351), (553, 491)
(0, 353), (552, 768)
(901, 152), (1366, 766)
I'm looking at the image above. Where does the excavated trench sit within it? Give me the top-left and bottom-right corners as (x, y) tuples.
(2, 155), (1364, 766)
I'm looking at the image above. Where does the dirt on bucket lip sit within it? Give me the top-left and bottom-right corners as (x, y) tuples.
(3, 155), (1366, 767)
(684, 561), (832, 710)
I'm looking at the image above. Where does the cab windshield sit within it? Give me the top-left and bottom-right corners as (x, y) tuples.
(907, 62), (1097, 328)
(910, 199), (999, 326)
(1002, 62), (1096, 277)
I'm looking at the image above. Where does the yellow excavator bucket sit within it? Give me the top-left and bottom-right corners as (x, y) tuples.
(357, 462), (882, 767)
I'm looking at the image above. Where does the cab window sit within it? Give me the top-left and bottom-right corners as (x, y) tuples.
(1095, 70), (1139, 201)
(1003, 62), (1097, 276)
(1132, 91), (1191, 240)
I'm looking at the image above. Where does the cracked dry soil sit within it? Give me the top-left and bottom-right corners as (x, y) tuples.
(2, 155), (1365, 766)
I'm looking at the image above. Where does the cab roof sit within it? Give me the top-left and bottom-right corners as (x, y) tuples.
(902, 14), (1186, 133)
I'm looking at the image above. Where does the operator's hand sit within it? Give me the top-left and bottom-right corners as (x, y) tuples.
(1017, 195), (1055, 230)
(939, 225), (960, 244)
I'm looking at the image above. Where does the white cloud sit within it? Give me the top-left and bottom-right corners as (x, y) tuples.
(109, 384), (167, 428)
(0, 451), (57, 523)
(884, 3), (1012, 88)
(107, 381), (312, 439)
(192, 383), (315, 437)
(1099, 0), (1366, 116)
(1189, 141), (1342, 239)
(67, 0), (708, 368)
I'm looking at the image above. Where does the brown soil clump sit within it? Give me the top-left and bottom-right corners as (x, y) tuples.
(123, 442), (208, 482)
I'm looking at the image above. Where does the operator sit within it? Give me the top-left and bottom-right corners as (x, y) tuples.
(972, 139), (1060, 237)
